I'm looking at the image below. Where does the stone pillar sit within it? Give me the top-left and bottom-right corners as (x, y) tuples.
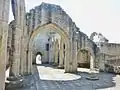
(52, 39), (56, 63)
(20, 27), (28, 75)
(27, 45), (33, 74)
(54, 39), (59, 65)
(0, 0), (10, 90)
(64, 42), (71, 73)
(9, 27), (22, 77)
(58, 38), (64, 68)
(90, 52), (95, 71)
(65, 22), (72, 73)
(99, 53), (105, 71)
(51, 38), (54, 63)
(9, 0), (27, 77)
(32, 44), (36, 64)
(72, 34), (78, 72)
(64, 27), (72, 73)
(90, 55), (94, 70)
(77, 51), (81, 66)
(19, 0), (28, 75)
(48, 37), (52, 63)
(0, 22), (8, 90)
(7, 23), (12, 69)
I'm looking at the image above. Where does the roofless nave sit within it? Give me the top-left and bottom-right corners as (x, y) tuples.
(0, 0), (120, 90)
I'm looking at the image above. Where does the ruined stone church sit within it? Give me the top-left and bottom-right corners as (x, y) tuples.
(0, 0), (120, 90)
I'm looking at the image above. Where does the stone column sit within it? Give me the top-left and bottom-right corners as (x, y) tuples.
(90, 51), (96, 71)
(9, 27), (22, 77)
(20, 26), (28, 75)
(77, 51), (80, 66)
(52, 39), (56, 63)
(99, 53), (105, 71)
(9, 0), (26, 77)
(28, 52), (33, 74)
(19, 0), (28, 75)
(9, 0), (20, 77)
(72, 33), (78, 73)
(48, 37), (52, 63)
(90, 54), (94, 70)
(0, 0), (10, 90)
(51, 38), (54, 63)
(32, 44), (36, 64)
(54, 39), (59, 65)
(58, 38), (64, 68)
(7, 23), (12, 69)
(65, 22), (72, 73)
(27, 44), (33, 74)
(88, 52), (99, 80)
(64, 42), (71, 73)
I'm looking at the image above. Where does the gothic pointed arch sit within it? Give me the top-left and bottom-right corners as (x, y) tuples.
(27, 23), (70, 73)
(90, 32), (98, 40)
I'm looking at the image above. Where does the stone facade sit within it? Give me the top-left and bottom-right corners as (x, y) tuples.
(26, 3), (98, 72)
(0, 1), (120, 90)
(0, 0), (10, 90)
(91, 32), (120, 73)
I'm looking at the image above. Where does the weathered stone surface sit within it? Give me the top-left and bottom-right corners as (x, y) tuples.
(0, 1), (120, 90)
(0, 0), (10, 90)
(26, 2), (97, 73)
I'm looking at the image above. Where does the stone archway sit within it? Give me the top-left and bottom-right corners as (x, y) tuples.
(35, 52), (42, 65)
(77, 49), (90, 68)
(77, 48), (96, 70)
(27, 23), (70, 73)
(32, 51), (43, 64)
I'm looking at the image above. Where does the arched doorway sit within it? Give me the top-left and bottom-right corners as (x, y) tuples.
(35, 52), (42, 65)
(77, 49), (90, 68)
(27, 23), (70, 73)
(77, 48), (95, 70)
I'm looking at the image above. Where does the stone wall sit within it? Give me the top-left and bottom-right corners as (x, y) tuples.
(31, 29), (61, 63)
(26, 2), (97, 53)
(105, 55), (120, 74)
(78, 31), (98, 68)
(26, 2), (98, 70)
(96, 41), (120, 73)
(77, 49), (90, 68)
(0, 0), (10, 89)
(105, 64), (120, 74)
(98, 53), (120, 74)
(99, 42), (120, 56)
(26, 2), (71, 36)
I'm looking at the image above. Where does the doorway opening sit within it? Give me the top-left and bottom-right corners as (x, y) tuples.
(36, 52), (42, 65)
(77, 49), (91, 69)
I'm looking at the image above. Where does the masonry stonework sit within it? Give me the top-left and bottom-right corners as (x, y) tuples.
(0, 1), (120, 90)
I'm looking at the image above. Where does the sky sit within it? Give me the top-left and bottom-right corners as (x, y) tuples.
(9, 0), (120, 43)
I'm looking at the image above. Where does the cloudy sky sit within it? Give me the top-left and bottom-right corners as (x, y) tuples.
(9, 0), (120, 43)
